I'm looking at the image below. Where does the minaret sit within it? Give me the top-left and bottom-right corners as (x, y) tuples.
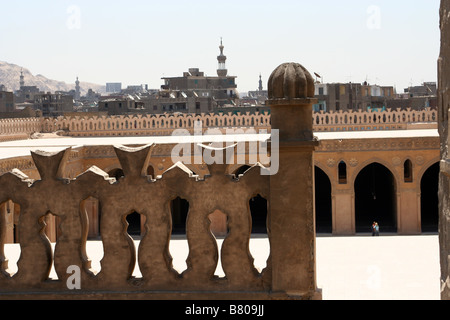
(217, 38), (228, 77)
(19, 69), (25, 89)
(75, 76), (81, 100)
(258, 74), (263, 92)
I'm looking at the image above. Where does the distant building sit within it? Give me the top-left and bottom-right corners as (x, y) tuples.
(106, 83), (122, 94)
(98, 97), (144, 115)
(161, 40), (239, 108)
(34, 92), (74, 117)
(85, 88), (101, 101)
(247, 74), (268, 105)
(15, 86), (41, 103)
(313, 81), (438, 112)
(314, 82), (396, 112)
(404, 82), (437, 97)
(385, 82), (437, 111)
(121, 85), (148, 95)
(0, 90), (15, 112)
(14, 69), (42, 103)
(99, 39), (245, 116)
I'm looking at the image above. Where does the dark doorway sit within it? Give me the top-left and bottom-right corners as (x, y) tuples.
(249, 195), (268, 234)
(171, 197), (189, 235)
(315, 167), (332, 233)
(421, 162), (440, 233)
(355, 163), (397, 233)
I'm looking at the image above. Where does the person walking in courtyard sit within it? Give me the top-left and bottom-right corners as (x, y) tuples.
(372, 222), (380, 236)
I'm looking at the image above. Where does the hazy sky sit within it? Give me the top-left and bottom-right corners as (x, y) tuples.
(0, 0), (441, 93)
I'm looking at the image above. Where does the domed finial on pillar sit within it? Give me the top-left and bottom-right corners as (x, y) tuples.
(267, 62), (318, 141)
(268, 62), (315, 102)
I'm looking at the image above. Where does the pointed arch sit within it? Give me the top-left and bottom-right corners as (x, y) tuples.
(354, 162), (397, 233)
(420, 162), (440, 232)
(315, 166), (333, 233)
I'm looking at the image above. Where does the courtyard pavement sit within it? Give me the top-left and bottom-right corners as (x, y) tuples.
(3, 234), (441, 300)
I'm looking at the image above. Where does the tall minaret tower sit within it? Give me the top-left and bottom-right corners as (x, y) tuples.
(19, 69), (25, 89)
(217, 38), (228, 77)
(75, 76), (81, 100)
(259, 74), (263, 92)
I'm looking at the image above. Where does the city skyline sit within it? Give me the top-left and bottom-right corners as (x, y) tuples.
(0, 0), (440, 93)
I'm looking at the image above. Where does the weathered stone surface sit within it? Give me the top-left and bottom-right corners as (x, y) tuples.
(268, 62), (321, 299)
(268, 62), (315, 101)
(0, 144), (274, 298)
(439, 0), (450, 300)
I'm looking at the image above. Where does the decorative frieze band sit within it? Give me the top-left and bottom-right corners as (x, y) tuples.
(317, 137), (439, 153)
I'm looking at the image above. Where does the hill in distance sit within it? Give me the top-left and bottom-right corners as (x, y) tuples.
(0, 61), (106, 95)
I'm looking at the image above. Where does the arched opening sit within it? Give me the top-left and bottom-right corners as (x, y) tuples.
(123, 211), (145, 278)
(80, 197), (103, 275)
(421, 162), (440, 233)
(108, 168), (124, 180)
(248, 194), (270, 273)
(404, 159), (413, 183)
(338, 161), (347, 184)
(249, 194), (268, 234)
(208, 210), (228, 278)
(169, 197), (190, 275)
(209, 210), (228, 238)
(355, 163), (397, 233)
(40, 211), (59, 280)
(315, 167), (332, 233)
(170, 197), (190, 235)
(125, 211), (144, 237)
(147, 165), (155, 179)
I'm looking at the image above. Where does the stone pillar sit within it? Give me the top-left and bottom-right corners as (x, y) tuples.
(439, 0), (450, 300)
(333, 189), (355, 235)
(267, 63), (321, 299)
(2, 201), (14, 244)
(398, 188), (421, 235)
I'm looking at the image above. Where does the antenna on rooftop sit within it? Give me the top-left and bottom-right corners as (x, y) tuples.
(314, 72), (322, 84)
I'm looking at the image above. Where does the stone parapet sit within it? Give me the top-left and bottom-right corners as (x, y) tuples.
(0, 108), (438, 139)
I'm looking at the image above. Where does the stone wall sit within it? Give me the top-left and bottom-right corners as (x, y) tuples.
(34, 108), (438, 137)
(0, 118), (42, 142)
(0, 146), (278, 299)
(0, 62), (322, 300)
(439, 0), (450, 301)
